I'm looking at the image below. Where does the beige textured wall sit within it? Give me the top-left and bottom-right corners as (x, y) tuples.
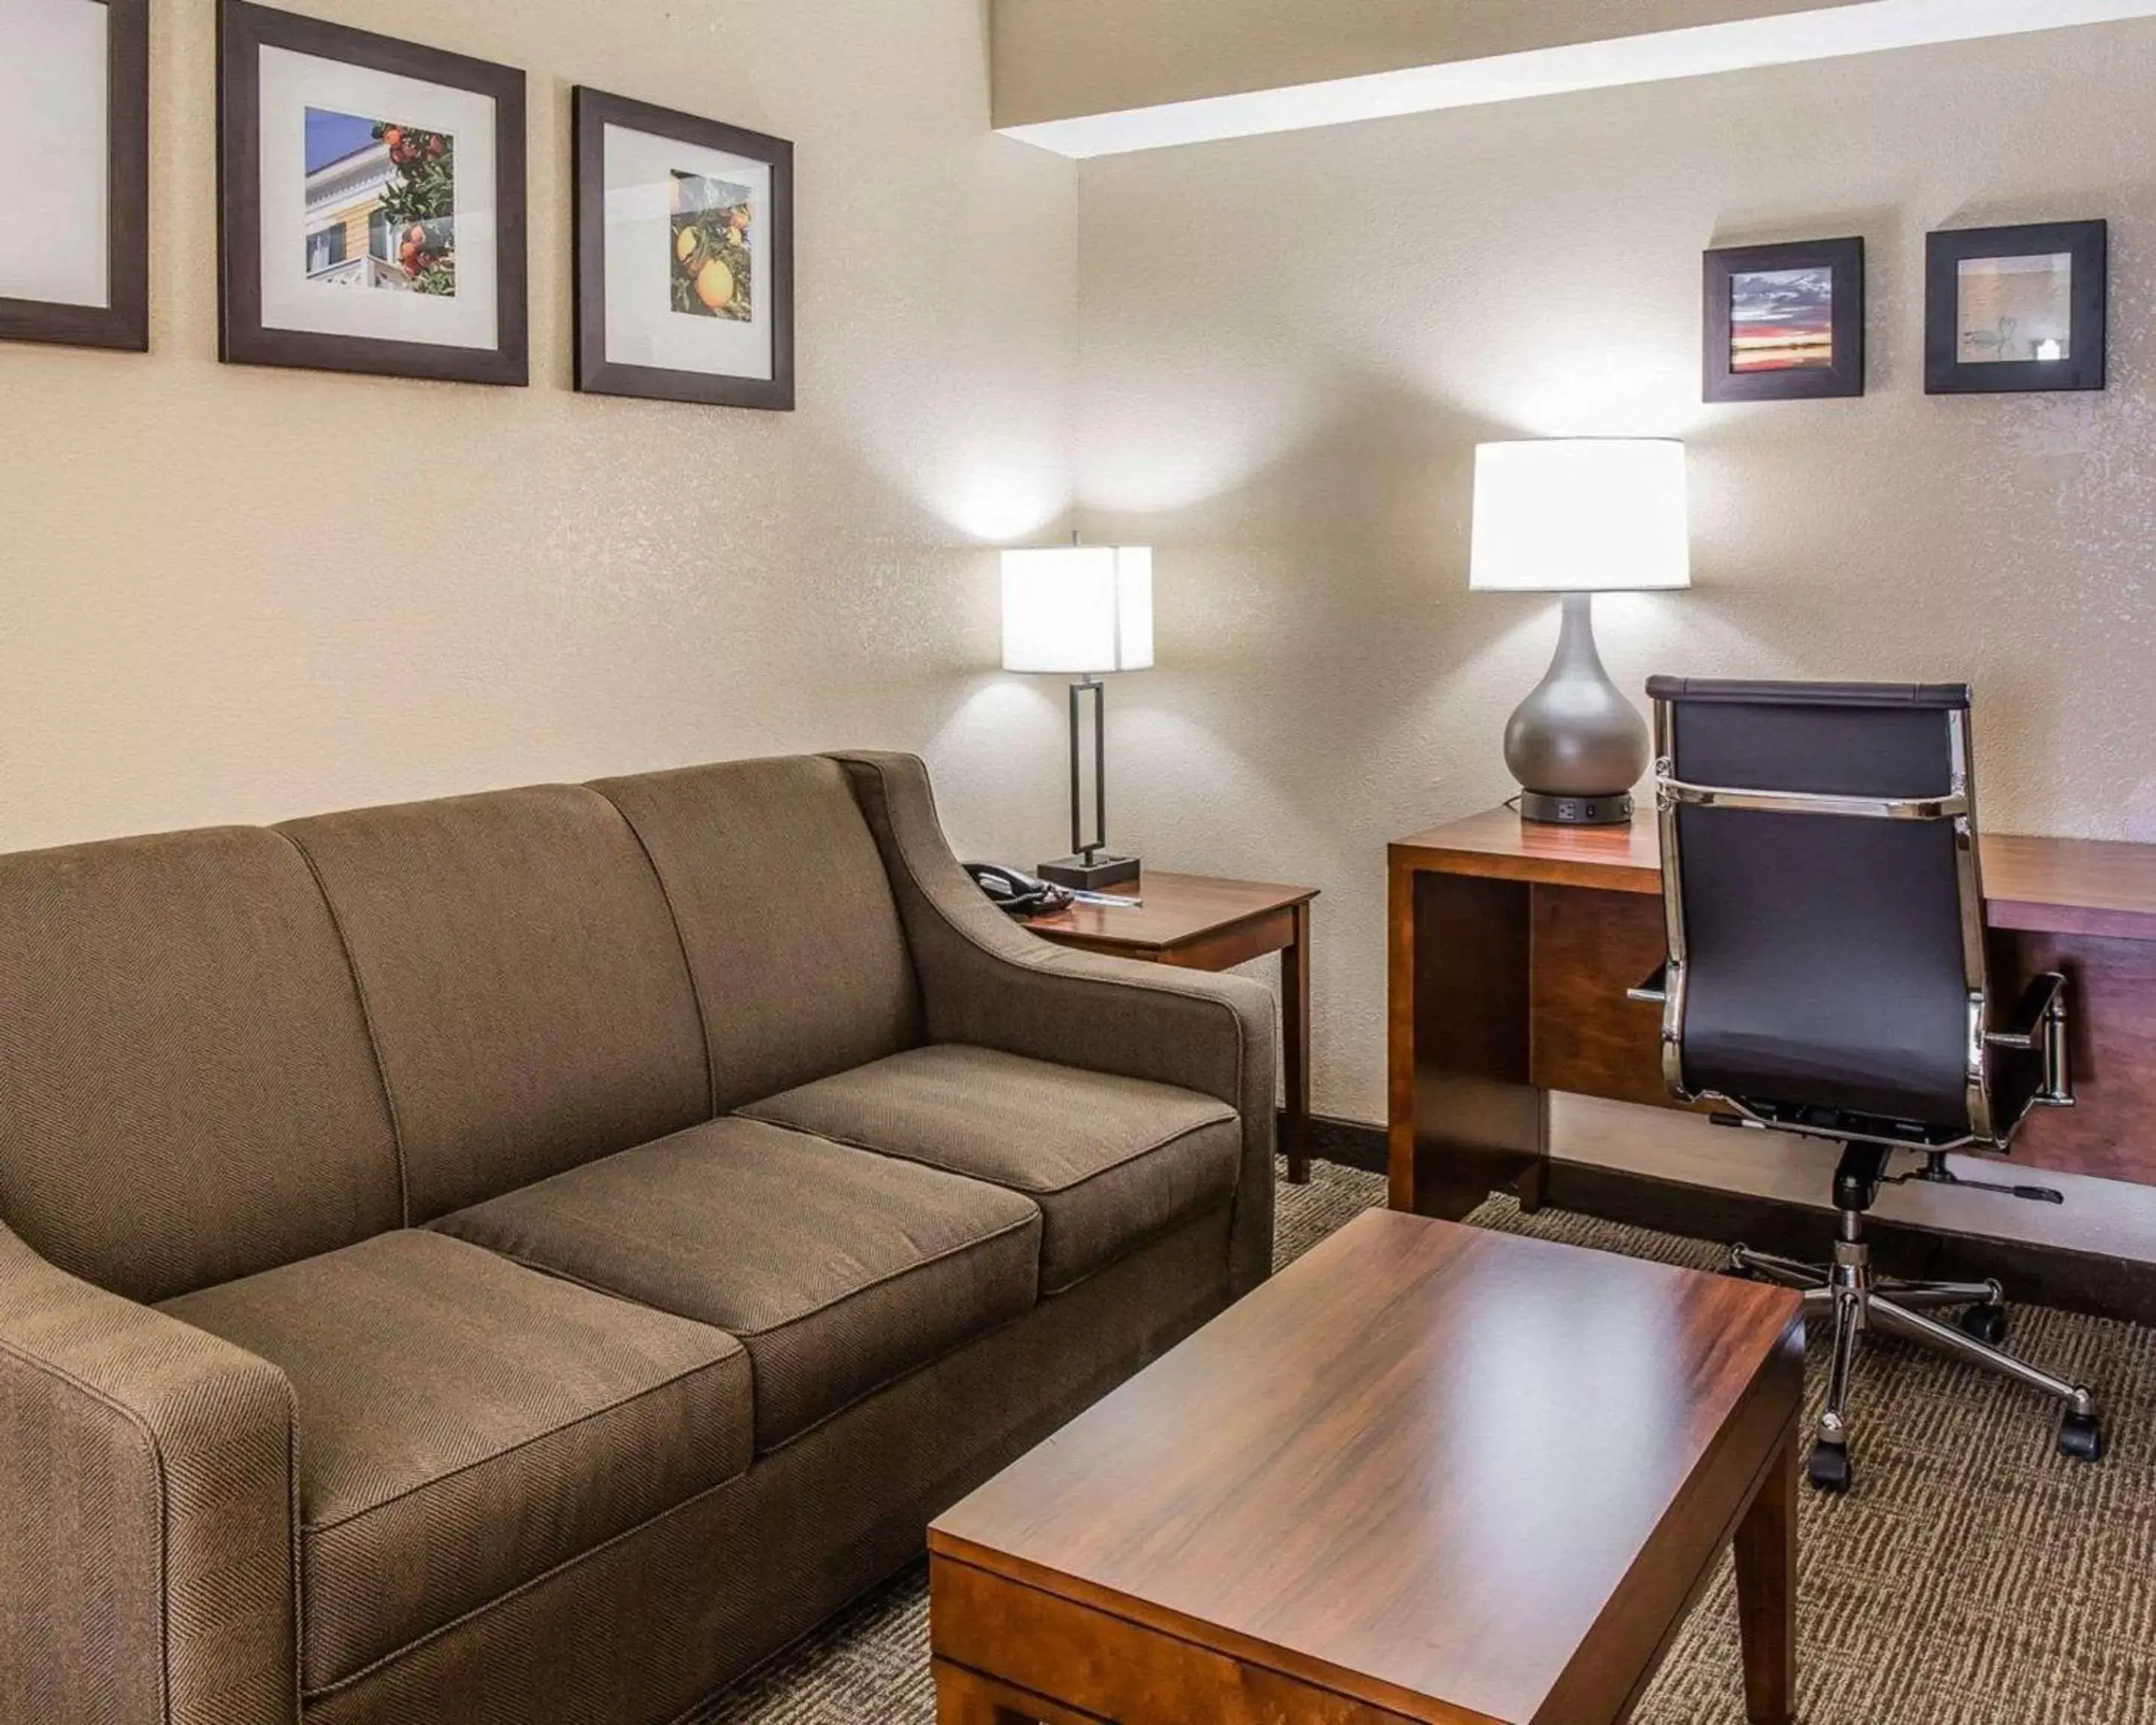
(991, 0), (1875, 125)
(0, 0), (1077, 858)
(13, 3), (2156, 1154)
(1072, 22), (2156, 1129)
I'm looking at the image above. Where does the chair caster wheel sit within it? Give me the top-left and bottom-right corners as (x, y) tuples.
(1806, 1441), (1852, 1493)
(2058, 1411), (2104, 1463)
(1958, 1302), (2009, 1346)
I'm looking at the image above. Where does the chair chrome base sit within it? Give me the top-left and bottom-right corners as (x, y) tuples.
(1731, 1220), (2102, 1492)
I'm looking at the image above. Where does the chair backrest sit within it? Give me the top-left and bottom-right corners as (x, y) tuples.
(1647, 678), (1990, 1137)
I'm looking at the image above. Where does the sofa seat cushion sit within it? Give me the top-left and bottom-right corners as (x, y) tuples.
(740, 1044), (1240, 1293)
(431, 1116), (1043, 1453)
(158, 1230), (750, 1693)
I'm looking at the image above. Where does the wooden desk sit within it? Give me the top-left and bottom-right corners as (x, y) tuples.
(930, 1211), (1803, 1725)
(1389, 809), (2156, 1220)
(1024, 871), (1320, 1183)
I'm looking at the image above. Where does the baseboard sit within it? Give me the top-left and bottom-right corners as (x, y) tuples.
(1294, 1113), (2156, 1327)
(1297, 1113), (1388, 1175)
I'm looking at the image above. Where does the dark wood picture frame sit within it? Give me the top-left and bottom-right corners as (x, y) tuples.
(216, 0), (527, 385)
(1925, 220), (2106, 395)
(1702, 237), (1863, 403)
(0, 0), (149, 351)
(573, 87), (794, 410)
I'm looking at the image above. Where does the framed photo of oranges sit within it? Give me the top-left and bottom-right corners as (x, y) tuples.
(216, 1), (528, 385)
(573, 88), (794, 410)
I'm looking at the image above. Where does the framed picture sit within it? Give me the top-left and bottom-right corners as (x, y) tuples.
(1925, 221), (2105, 394)
(1702, 238), (1863, 403)
(573, 87), (794, 410)
(217, 0), (527, 384)
(0, 0), (148, 350)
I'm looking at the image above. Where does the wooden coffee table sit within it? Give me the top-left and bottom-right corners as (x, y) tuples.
(929, 1211), (1804, 1725)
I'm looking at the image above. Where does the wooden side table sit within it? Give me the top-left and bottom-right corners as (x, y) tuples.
(1022, 872), (1319, 1183)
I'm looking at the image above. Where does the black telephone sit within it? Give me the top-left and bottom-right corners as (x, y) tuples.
(963, 861), (1073, 917)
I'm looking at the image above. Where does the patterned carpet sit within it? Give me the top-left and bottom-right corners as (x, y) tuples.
(693, 1160), (2156, 1725)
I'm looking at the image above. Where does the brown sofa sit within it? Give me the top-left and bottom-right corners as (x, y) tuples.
(0, 752), (1275, 1725)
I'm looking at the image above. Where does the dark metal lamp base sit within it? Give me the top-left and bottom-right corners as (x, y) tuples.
(1038, 853), (1142, 889)
(1517, 790), (1634, 826)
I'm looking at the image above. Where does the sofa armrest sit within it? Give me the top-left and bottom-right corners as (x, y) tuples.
(0, 1222), (298, 1725)
(833, 752), (1279, 1296)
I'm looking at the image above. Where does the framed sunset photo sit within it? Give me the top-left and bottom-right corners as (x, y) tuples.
(1703, 237), (1864, 403)
(573, 87), (794, 410)
(217, 0), (528, 384)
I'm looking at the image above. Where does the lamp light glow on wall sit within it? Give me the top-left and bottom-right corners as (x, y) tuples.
(1001, 544), (1153, 888)
(1470, 439), (1690, 825)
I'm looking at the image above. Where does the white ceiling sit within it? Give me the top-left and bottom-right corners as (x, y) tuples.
(1001, 0), (2156, 158)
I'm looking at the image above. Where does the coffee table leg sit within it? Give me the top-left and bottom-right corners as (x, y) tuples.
(1732, 1429), (1797, 1725)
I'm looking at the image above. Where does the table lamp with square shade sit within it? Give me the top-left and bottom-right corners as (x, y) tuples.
(1470, 439), (1690, 824)
(1002, 543), (1153, 888)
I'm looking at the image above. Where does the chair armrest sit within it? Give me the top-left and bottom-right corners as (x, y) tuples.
(1984, 969), (2074, 1111)
(1986, 971), (2065, 1050)
(832, 752), (1279, 1297)
(1627, 961), (1669, 1005)
(0, 1221), (297, 1725)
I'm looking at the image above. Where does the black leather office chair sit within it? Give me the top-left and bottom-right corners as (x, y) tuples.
(1633, 677), (2101, 1493)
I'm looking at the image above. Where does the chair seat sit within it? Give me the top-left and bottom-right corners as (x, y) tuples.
(431, 1116), (1043, 1452)
(158, 1230), (750, 1694)
(740, 1044), (1240, 1293)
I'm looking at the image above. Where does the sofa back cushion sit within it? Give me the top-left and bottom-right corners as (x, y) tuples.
(593, 758), (920, 1110)
(281, 785), (709, 1221)
(0, 827), (403, 1301)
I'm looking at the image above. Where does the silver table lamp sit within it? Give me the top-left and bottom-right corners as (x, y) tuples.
(1002, 543), (1154, 888)
(1469, 439), (1690, 824)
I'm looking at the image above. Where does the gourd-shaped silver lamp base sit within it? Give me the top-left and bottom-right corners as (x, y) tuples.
(1502, 592), (1649, 825)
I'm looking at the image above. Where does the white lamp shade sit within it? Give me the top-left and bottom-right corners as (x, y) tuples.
(1469, 439), (1690, 594)
(1001, 545), (1155, 674)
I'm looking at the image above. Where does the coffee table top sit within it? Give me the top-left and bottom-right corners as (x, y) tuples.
(931, 1210), (1802, 1725)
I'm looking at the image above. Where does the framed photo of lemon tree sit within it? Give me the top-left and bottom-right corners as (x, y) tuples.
(573, 88), (794, 410)
(217, 0), (528, 384)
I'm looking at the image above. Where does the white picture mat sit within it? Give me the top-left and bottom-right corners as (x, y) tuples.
(602, 121), (773, 380)
(257, 44), (499, 349)
(0, 0), (110, 307)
